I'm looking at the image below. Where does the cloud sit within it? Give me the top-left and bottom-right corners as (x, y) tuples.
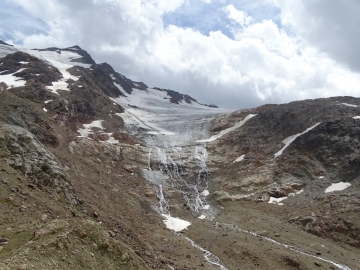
(1, 0), (360, 109)
(224, 4), (252, 27)
(271, 0), (360, 72)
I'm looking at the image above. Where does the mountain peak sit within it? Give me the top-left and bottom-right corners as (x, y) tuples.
(33, 45), (96, 66)
(0, 40), (13, 46)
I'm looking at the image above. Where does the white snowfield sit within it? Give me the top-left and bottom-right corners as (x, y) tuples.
(0, 44), (92, 94)
(197, 114), (257, 143)
(0, 68), (27, 88)
(274, 122), (321, 158)
(325, 182), (351, 193)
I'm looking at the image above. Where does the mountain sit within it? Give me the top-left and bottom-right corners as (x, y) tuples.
(0, 40), (359, 270)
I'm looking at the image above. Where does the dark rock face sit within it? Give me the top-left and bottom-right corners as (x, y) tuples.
(0, 123), (74, 201)
(90, 63), (129, 97)
(97, 62), (148, 95)
(0, 91), (59, 146)
(153, 87), (198, 105)
(279, 118), (360, 184)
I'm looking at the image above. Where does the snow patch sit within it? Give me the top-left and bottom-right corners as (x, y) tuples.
(268, 197), (287, 206)
(77, 120), (104, 137)
(197, 114), (257, 143)
(43, 108), (47, 112)
(0, 68), (27, 88)
(201, 190), (210, 197)
(198, 215), (206, 219)
(233, 155), (245, 163)
(19, 61), (29, 64)
(162, 215), (191, 232)
(274, 123), (321, 158)
(353, 116), (360, 119)
(340, 102), (358, 107)
(288, 189), (304, 196)
(44, 100), (52, 104)
(325, 182), (351, 193)
(104, 134), (119, 144)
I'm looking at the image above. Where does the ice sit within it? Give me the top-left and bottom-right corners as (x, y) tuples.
(197, 114), (256, 143)
(325, 182), (351, 193)
(162, 214), (191, 232)
(111, 91), (229, 146)
(274, 122), (321, 158)
(233, 154), (245, 163)
(0, 68), (27, 88)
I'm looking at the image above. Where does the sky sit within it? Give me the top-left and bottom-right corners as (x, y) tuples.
(1, 0), (360, 109)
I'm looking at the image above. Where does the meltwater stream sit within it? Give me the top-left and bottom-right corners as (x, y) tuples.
(146, 145), (229, 269)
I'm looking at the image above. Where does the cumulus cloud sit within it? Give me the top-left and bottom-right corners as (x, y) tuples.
(224, 4), (252, 27)
(1, 0), (360, 109)
(271, 0), (360, 72)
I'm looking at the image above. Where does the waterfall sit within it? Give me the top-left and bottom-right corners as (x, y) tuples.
(154, 145), (210, 213)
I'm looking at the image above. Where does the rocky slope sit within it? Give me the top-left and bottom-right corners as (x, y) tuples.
(207, 97), (360, 249)
(0, 40), (360, 270)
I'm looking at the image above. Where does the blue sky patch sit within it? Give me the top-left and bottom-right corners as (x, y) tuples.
(163, 0), (282, 39)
